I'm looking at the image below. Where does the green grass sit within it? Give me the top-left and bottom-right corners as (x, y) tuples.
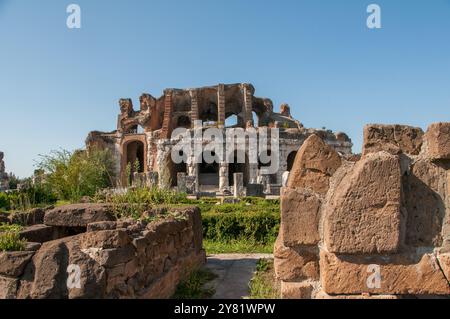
(0, 223), (23, 233)
(249, 259), (280, 299)
(204, 239), (275, 254)
(0, 231), (27, 252)
(173, 268), (218, 299)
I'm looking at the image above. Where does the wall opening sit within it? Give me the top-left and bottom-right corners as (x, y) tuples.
(228, 151), (249, 186)
(170, 150), (188, 187)
(176, 116), (191, 129)
(199, 151), (220, 189)
(125, 140), (145, 183)
(287, 151), (298, 172)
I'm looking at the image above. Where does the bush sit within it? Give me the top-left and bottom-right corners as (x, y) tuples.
(0, 231), (26, 252)
(201, 199), (280, 244)
(37, 149), (116, 202)
(0, 193), (8, 210)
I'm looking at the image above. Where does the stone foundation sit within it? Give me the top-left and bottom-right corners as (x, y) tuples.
(276, 123), (450, 299)
(0, 205), (205, 299)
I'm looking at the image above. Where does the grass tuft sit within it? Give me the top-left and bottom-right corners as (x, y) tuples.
(173, 268), (218, 299)
(249, 259), (280, 299)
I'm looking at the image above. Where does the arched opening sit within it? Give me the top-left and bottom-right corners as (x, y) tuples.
(228, 151), (249, 186)
(124, 140), (145, 184)
(170, 150), (188, 187)
(176, 116), (191, 129)
(225, 114), (239, 128)
(199, 151), (220, 190)
(252, 111), (259, 127)
(200, 102), (218, 125)
(287, 151), (298, 172)
(258, 149), (277, 184)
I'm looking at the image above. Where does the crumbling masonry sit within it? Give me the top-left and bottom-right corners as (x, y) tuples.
(86, 84), (352, 195)
(276, 122), (450, 299)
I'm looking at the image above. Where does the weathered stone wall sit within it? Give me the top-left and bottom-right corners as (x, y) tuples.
(0, 204), (205, 299)
(276, 123), (450, 299)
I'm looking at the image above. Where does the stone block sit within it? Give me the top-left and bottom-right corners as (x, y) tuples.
(0, 276), (18, 299)
(324, 152), (402, 254)
(81, 229), (131, 249)
(320, 250), (450, 296)
(363, 124), (424, 156)
(233, 173), (244, 198)
(44, 204), (115, 227)
(177, 173), (187, 193)
(287, 134), (342, 195)
(274, 236), (319, 281)
(280, 188), (321, 246)
(426, 122), (450, 160)
(280, 281), (314, 299)
(19, 225), (55, 243)
(87, 221), (117, 232)
(403, 159), (447, 247)
(0, 251), (34, 277)
(437, 253), (450, 282)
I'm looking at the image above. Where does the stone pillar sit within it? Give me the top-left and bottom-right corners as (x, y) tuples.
(177, 173), (187, 193)
(161, 90), (173, 139)
(248, 163), (258, 184)
(243, 84), (253, 127)
(190, 89), (199, 128)
(146, 172), (159, 188)
(282, 171), (290, 187)
(219, 163), (229, 193)
(217, 84), (226, 128)
(234, 173), (244, 198)
(185, 176), (196, 195)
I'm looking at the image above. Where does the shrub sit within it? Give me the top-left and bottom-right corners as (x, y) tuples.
(0, 192), (9, 210)
(0, 231), (26, 252)
(201, 199), (280, 244)
(37, 148), (116, 202)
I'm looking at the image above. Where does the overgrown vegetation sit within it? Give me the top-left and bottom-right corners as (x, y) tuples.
(37, 149), (116, 203)
(0, 231), (27, 252)
(96, 187), (189, 219)
(249, 259), (280, 299)
(173, 268), (217, 299)
(0, 223), (23, 233)
(0, 184), (57, 211)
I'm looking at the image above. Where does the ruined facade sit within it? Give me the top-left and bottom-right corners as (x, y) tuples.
(276, 123), (450, 299)
(0, 152), (8, 191)
(86, 84), (352, 195)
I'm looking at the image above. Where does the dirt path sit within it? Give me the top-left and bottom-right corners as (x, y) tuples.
(205, 253), (273, 299)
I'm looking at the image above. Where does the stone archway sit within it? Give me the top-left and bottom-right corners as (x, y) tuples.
(121, 136), (147, 185)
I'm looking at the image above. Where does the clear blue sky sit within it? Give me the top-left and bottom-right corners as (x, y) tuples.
(1, 0), (449, 177)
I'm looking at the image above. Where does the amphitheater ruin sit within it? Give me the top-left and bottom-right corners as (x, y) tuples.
(86, 83), (352, 196)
